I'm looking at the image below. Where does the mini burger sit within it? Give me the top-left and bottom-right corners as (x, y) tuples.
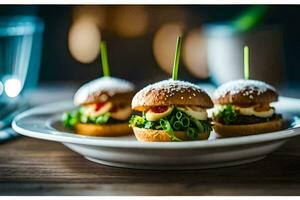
(213, 79), (283, 137)
(129, 79), (214, 142)
(63, 77), (135, 136)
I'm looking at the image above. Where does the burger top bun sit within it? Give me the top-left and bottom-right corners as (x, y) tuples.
(213, 79), (278, 106)
(132, 79), (213, 111)
(74, 77), (135, 106)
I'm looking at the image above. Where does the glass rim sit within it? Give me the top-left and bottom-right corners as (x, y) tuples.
(0, 16), (44, 36)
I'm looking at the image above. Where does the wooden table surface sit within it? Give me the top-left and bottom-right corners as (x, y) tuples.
(0, 136), (300, 195)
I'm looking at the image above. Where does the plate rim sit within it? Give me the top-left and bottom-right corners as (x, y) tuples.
(12, 97), (300, 149)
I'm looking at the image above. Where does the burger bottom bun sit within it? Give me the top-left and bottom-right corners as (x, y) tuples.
(133, 127), (209, 142)
(213, 118), (283, 138)
(74, 123), (132, 137)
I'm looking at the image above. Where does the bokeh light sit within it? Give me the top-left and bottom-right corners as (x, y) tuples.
(113, 6), (148, 38)
(4, 78), (21, 98)
(68, 18), (101, 64)
(72, 5), (106, 28)
(153, 23), (183, 74)
(183, 28), (209, 78)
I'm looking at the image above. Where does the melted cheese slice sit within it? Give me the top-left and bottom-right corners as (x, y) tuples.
(145, 106), (208, 121)
(235, 106), (274, 118)
(111, 105), (132, 120)
(177, 106), (208, 120)
(145, 106), (174, 121)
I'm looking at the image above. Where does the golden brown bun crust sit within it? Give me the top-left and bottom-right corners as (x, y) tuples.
(132, 80), (213, 111)
(133, 127), (209, 142)
(74, 123), (133, 136)
(213, 118), (283, 137)
(214, 88), (278, 106)
(213, 79), (278, 106)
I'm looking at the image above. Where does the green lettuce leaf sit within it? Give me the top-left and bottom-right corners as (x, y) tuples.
(62, 107), (111, 129)
(213, 104), (238, 125)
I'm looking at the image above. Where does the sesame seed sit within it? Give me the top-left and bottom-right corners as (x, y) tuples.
(214, 79), (276, 99)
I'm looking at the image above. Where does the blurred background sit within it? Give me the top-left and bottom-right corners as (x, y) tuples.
(0, 5), (300, 103)
(0, 5), (300, 141)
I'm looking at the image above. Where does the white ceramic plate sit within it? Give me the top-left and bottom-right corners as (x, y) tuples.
(12, 97), (300, 170)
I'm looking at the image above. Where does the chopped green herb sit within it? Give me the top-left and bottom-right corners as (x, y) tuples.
(129, 107), (212, 141)
(173, 121), (183, 130)
(181, 117), (190, 128)
(186, 127), (197, 139)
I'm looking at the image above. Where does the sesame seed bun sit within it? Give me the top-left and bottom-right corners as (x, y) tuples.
(213, 118), (283, 137)
(133, 127), (209, 142)
(214, 79), (278, 106)
(74, 77), (135, 106)
(132, 79), (213, 111)
(74, 123), (133, 136)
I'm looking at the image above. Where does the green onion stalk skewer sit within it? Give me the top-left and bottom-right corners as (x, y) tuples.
(172, 36), (182, 81)
(244, 45), (250, 80)
(100, 41), (111, 77)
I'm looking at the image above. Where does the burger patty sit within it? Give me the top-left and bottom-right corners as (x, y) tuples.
(106, 118), (129, 124)
(216, 114), (282, 125)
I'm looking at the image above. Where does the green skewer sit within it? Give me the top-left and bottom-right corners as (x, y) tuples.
(172, 36), (182, 80)
(244, 46), (250, 80)
(100, 41), (110, 77)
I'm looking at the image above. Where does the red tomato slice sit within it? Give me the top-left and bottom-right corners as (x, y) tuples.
(150, 106), (169, 113)
(95, 102), (107, 111)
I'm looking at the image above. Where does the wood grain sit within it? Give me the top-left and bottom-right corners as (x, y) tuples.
(1, 136), (300, 195)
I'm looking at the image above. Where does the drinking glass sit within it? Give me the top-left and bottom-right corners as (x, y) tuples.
(0, 16), (44, 104)
(204, 23), (285, 86)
